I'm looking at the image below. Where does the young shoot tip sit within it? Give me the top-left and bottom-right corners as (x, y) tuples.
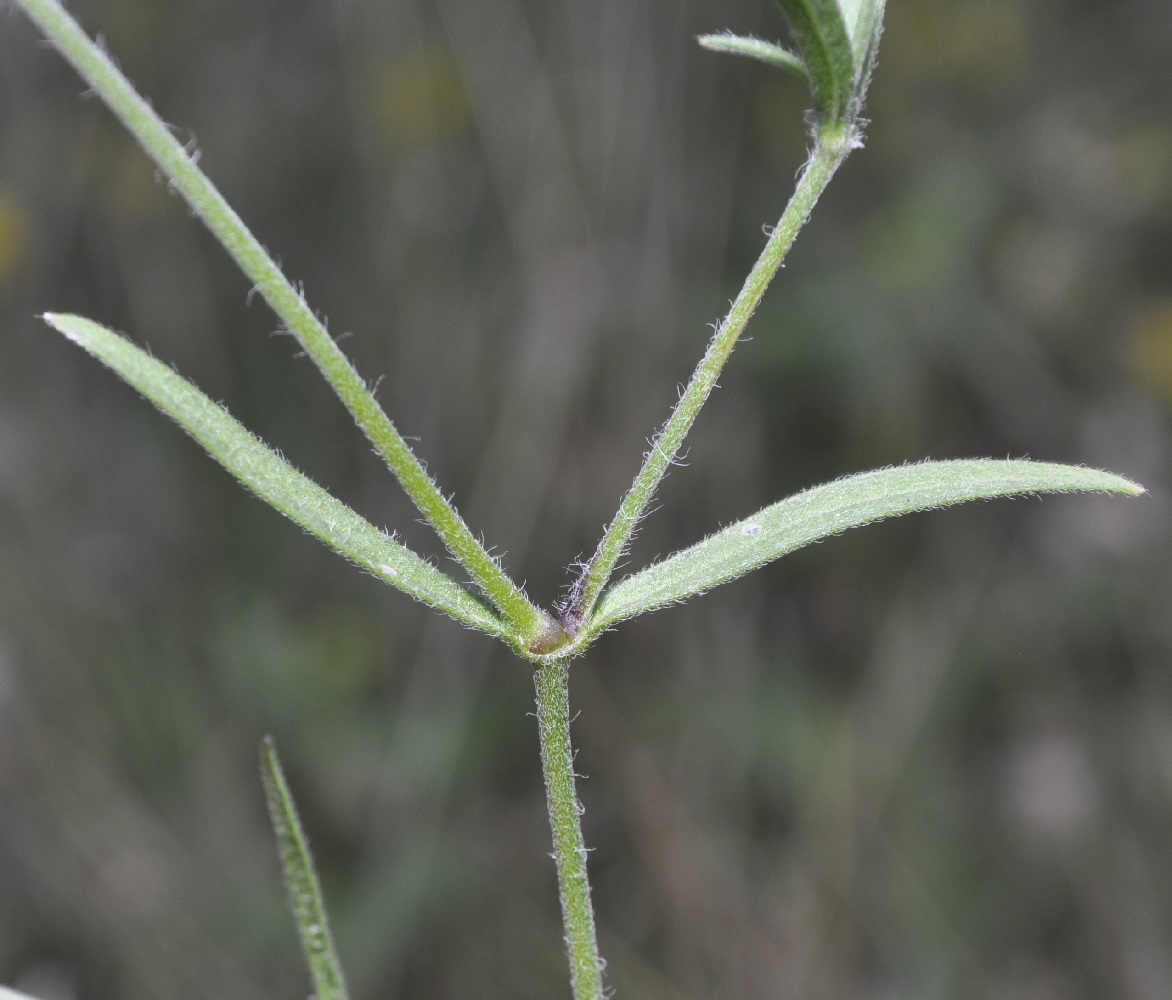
(526, 610), (575, 657)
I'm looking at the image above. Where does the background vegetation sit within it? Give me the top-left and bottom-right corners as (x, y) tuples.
(1, 0), (1169, 997)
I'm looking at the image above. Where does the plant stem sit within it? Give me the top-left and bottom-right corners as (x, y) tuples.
(13, 0), (548, 642)
(569, 133), (854, 626)
(534, 659), (604, 1000)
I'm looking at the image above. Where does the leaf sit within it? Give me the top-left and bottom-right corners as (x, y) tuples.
(588, 460), (1143, 632)
(697, 33), (811, 86)
(845, 0), (887, 104)
(774, 0), (856, 127)
(0, 988), (43, 1000)
(260, 738), (350, 1000)
(768, 0), (887, 129)
(43, 313), (513, 642)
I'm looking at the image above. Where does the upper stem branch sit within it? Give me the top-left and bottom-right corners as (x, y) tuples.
(568, 133), (854, 626)
(14, 0), (548, 642)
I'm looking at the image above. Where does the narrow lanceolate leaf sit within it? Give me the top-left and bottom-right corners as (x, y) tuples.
(260, 738), (350, 1000)
(44, 314), (512, 642)
(837, 0), (884, 60)
(844, 0), (887, 108)
(775, 0), (855, 127)
(697, 33), (811, 86)
(588, 460), (1143, 633)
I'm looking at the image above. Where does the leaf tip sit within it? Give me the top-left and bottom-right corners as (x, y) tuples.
(40, 311), (86, 342)
(259, 734), (282, 776)
(1096, 470), (1146, 496)
(40, 311), (67, 335)
(696, 31), (737, 52)
(259, 735), (284, 794)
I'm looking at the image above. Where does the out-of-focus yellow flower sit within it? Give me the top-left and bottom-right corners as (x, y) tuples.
(379, 45), (470, 142)
(884, 0), (1028, 93)
(1132, 300), (1172, 402)
(0, 190), (29, 289)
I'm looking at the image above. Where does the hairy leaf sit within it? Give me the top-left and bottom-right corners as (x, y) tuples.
(846, 0), (887, 104)
(261, 738), (350, 1000)
(588, 460), (1143, 632)
(697, 33), (811, 86)
(44, 313), (512, 641)
(770, 0), (886, 128)
(775, 0), (855, 126)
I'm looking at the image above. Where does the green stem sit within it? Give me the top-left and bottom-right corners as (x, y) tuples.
(14, 0), (548, 642)
(534, 660), (604, 1000)
(568, 133), (853, 626)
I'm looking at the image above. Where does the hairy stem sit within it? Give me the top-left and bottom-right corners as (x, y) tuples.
(569, 132), (854, 626)
(13, 0), (549, 643)
(534, 660), (604, 1000)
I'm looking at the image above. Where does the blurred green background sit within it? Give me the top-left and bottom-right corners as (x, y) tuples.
(1, 0), (1170, 997)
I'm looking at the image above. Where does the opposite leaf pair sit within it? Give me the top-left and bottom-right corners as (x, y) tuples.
(702, 0), (887, 136)
(47, 313), (1142, 666)
(30, 0), (1140, 671)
